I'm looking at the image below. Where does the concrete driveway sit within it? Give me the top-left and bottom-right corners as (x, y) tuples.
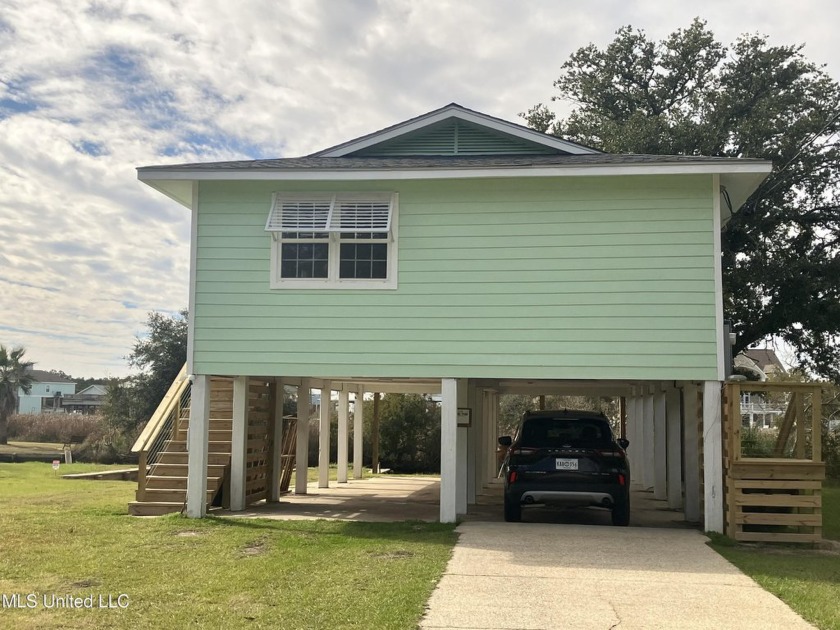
(420, 522), (815, 630)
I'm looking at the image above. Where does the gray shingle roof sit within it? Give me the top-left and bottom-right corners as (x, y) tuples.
(139, 153), (766, 173)
(27, 369), (74, 383)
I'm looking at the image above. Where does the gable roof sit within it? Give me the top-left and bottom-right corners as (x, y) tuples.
(137, 103), (773, 217)
(310, 103), (600, 157)
(742, 348), (786, 374)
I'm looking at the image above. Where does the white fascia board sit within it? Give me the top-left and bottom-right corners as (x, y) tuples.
(317, 106), (600, 156)
(139, 161), (771, 183)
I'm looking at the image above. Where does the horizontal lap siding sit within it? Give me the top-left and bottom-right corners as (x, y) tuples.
(193, 175), (717, 379)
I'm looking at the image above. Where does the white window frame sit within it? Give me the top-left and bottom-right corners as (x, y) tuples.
(266, 192), (399, 290)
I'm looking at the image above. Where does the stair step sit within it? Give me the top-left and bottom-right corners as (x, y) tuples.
(163, 440), (232, 454)
(144, 475), (223, 490)
(140, 487), (217, 503)
(176, 419), (233, 431)
(147, 463), (228, 477)
(157, 452), (230, 466)
(128, 501), (185, 517)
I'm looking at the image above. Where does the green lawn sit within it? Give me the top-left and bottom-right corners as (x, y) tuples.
(0, 463), (456, 629)
(708, 480), (840, 630)
(823, 481), (840, 541)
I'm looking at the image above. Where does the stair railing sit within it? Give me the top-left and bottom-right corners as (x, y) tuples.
(131, 364), (191, 501)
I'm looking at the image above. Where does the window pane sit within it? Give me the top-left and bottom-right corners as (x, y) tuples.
(356, 243), (371, 259)
(339, 260), (355, 278)
(371, 243), (387, 260)
(356, 260), (371, 278)
(281, 241), (328, 279)
(371, 261), (387, 278)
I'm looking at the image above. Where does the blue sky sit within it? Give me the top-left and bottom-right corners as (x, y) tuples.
(1, 0), (838, 377)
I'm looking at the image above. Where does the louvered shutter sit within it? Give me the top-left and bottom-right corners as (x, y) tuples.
(329, 197), (392, 232)
(265, 196), (333, 232)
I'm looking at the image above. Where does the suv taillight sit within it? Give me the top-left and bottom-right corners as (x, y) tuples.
(597, 449), (625, 458)
(511, 447), (537, 456)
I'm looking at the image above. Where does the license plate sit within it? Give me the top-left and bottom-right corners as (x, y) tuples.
(555, 458), (578, 471)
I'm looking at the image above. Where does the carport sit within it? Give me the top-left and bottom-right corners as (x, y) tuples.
(229, 375), (720, 530)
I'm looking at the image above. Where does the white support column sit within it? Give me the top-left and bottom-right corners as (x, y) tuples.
(295, 379), (310, 495)
(353, 388), (364, 479)
(666, 386), (683, 509)
(703, 381), (724, 533)
(186, 374), (210, 518)
(337, 390), (349, 483)
(318, 381), (332, 489)
(642, 388), (655, 490)
(682, 383), (701, 522)
(270, 378), (285, 502)
(456, 378), (468, 515)
(230, 376), (249, 512)
(440, 378), (458, 523)
(467, 382), (478, 504)
(626, 389), (639, 484)
(653, 386), (668, 501)
(482, 391), (493, 482)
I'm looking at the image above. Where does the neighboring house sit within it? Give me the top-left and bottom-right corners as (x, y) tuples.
(61, 384), (107, 414)
(138, 103), (771, 528)
(17, 370), (76, 414)
(736, 348), (788, 429)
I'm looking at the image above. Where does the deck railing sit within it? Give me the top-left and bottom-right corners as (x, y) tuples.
(723, 381), (825, 543)
(131, 364), (191, 501)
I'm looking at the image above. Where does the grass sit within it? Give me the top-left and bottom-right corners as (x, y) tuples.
(708, 480), (840, 630)
(710, 542), (840, 630)
(0, 462), (457, 629)
(823, 481), (840, 541)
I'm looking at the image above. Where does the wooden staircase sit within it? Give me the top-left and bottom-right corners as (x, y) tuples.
(128, 372), (234, 516)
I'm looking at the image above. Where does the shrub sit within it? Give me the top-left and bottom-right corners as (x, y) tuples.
(7, 413), (103, 443)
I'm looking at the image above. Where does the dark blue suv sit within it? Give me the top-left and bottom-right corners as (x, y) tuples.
(498, 410), (630, 525)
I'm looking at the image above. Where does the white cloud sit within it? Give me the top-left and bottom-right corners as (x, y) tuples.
(0, 0), (838, 376)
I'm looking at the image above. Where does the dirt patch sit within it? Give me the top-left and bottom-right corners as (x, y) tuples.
(239, 539), (268, 557)
(175, 530), (203, 537)
(70, 579), (100, 588)
(368, 549), (414, 560)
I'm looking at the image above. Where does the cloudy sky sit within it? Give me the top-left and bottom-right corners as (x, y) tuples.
(1, 0), (838, 378)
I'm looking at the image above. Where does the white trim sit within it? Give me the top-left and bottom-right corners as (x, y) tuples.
(269, 192), (399, 290)
(186, 181), (198, 374)
(313, 105), (600, 157)
(140, 161), (772, 184)
(712, 175), (725, 380)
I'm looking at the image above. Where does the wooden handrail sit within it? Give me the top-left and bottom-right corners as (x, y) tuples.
(131, 363), (189, 453)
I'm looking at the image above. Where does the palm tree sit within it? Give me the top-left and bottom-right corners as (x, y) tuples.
(0, 345), (35, 445)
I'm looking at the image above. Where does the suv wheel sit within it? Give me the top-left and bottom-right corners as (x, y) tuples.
(611, 496), (630, 526)
(503, 495), (522, 522)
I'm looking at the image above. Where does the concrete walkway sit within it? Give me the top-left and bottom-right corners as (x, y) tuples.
(420, 522), (815, 630)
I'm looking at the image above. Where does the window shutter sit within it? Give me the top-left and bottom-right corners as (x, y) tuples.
(265, 197), (332, 232)
(330, 198), (392, 232)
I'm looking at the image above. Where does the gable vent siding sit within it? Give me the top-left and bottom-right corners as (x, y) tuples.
(353, 120), (557, 156)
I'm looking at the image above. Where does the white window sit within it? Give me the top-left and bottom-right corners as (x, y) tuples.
(265, 193), (398, 289)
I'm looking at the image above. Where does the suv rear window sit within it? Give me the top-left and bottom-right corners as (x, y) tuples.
(518, 417), (613, 448)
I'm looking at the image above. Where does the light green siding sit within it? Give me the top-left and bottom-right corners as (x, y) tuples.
(352, 119), (558, 156)
(193, 175), (718, 380)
